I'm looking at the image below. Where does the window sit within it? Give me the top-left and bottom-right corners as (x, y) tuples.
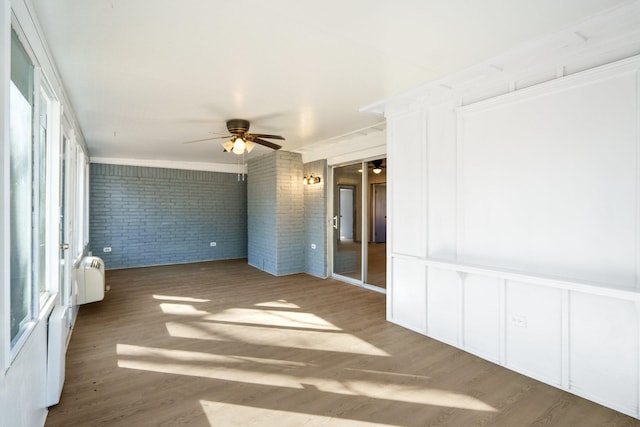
(8, 28), (54, 351)
(9, 29), (35, 345)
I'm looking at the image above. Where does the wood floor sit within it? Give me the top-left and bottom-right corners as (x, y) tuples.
(46, 259), (640, 427)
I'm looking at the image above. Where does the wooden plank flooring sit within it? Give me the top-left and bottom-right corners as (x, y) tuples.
(46, 259), (640, 426)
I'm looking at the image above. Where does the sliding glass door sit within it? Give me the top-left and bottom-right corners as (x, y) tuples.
(331, 158), (386, 291)
(332, 163), (362, 282)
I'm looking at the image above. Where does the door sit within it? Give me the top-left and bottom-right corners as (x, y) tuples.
(366, 161), (386, 289)
(331, 158), (387, 290)
(374, 183), (386, 243)
(332, 164), (361, 281)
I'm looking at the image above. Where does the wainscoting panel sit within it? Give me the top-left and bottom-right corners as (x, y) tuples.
(426, 266), (461, 345)
(390, 257), (426, 333)
(505, 280), (563, 386)
(463, 274), (502, 363)
(569, 292), (639, 415)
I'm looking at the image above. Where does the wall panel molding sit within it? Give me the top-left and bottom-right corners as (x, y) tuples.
(456, 56), (640, 288)
(383, 51), (640, 419)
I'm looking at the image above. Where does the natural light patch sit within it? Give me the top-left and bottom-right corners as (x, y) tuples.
(203, 308), (341, 331)
(117, 344), (309, 368)
(153, 294), (210, 303)
(344, 367), (432, 380)
(323, 380), (497, 411)
(200, 400), (398, 427)
(160, 303), (209, 316)
(117, 344), (496, 412)
(165, 321), (389, 356)
(117, 344), (311, 388)
(255, 299), (301, 309)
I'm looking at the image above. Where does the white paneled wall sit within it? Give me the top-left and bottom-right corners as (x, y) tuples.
(504, 281), (563, 385)
(379, 36), (640, 419)
(570, 293), (638, 413)
(388, 110), (427, 259)
(425, 267), (460, 345)
(463, 274), (502, 363)
(390, 257), (426, 331)
(458, 64), (638, 287)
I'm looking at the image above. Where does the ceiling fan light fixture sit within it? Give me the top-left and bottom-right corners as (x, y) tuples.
(186, 118), (284, 154)
(371, 159), (384, 174)
(232, 137), (246, 154)
(222, 140), (234, 152)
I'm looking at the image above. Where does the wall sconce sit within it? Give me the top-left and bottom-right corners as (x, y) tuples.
(303, 175), (322, 185)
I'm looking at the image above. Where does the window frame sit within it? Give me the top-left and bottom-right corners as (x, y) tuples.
(6, 22), (58, 364)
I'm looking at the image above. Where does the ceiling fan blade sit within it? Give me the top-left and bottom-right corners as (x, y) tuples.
(249, 133), (285, 140)
(247, 136), (282, 150)
(181, 135), (231, 144)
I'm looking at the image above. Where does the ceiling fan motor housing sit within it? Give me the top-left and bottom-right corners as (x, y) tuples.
(226, 119), (250, 134)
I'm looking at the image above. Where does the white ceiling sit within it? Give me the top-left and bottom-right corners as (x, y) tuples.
(31, 0), (631, 165)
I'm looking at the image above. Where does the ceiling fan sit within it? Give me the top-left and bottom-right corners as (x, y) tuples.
(183, 118), (284, 155)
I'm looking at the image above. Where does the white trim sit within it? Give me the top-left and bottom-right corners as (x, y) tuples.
(46, 96), (61, 296)
(459, 55), (640, 116)
(363, 1), (640, 117)
(361, 160), (368, 286)
(637, 300), (640, 417)
(0, 0), (10, 374)
(90, 156), (247, 174)
(561, 289), (570, 389)
(399, 256), (640, 301)
(498, 278), (506, 365)
(296, 121), (386, 164)
(317, 129), (386, 167)
(637, 68), (640, 289)
(455, 107), (465, 264)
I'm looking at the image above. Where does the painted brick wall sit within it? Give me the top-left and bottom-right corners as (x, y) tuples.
(276, 152), (304, 275)
(90, 163), (247, 269)
(247, 151), (304, 276)
(303, 159), (328, 278)
(247, 153), (278, 274)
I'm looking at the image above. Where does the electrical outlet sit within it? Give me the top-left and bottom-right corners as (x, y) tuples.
(103, 247), (112, 253)
(210, 242), (217, 247)
(311, 243), (316, 249)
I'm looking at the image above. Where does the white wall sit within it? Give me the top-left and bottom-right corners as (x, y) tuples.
(458, 66), (638, 287)
(375, 3), (640, 419)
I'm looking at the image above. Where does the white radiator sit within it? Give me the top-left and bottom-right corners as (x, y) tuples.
(46, 305), (69, 406)
(76, 256), (107, 304)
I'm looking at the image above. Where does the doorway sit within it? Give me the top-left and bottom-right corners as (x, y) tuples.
(339, 186), (355, 240)
(331, 158), (386, 291)
(373, 183), (386, 243)
(332, 165), (362, 282)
